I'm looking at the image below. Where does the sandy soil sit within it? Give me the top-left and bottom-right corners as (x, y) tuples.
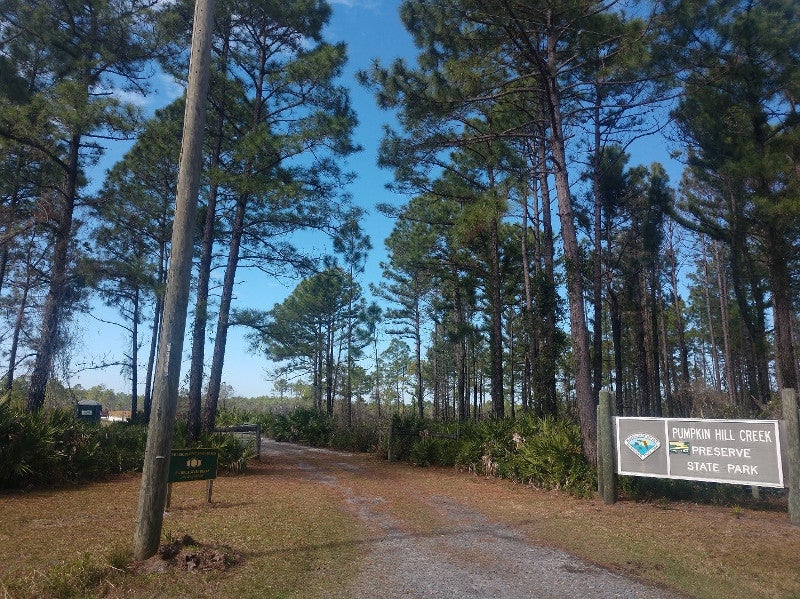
(261, 439), (681, 599)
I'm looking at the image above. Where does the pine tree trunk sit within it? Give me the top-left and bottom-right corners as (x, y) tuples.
(520, 159), (535, 415)
(713, 240), (738, 409)
(488, 208), (504, 418)
(143, 242), (166, 422)
(326, 323), (334, 415)
(27, 132), (80, 412)
(202, 196), (246, 433)
(453, 283), (468, 421)
(700, 236), (723, 392)
(728, 234), (771, 407)
(4, 248), (31, 392)
(535, 131), (558, 417)
(608, 286), (624, 415)
(542, 45), (595, 462)
(647, 271), (662, 417)
(667, 233), (691, 392)
(592, 98), (603, 397)
(131, 283), (140, 418)
(766, 230), (798, 391)
(635, 273), (650, 416)
(187, 24), (230, 442)
(659, 296), (675, 417)
(187, 178), (221, 439)
(414, 299), (424, 418)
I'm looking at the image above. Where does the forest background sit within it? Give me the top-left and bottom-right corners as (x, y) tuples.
(1, 0), (799, 464)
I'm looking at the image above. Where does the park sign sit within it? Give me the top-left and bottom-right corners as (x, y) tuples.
(168, 448), (219, 483)
(615, 417), (785, 488)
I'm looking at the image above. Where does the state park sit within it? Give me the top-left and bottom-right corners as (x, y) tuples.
(2, 0), (800, 596)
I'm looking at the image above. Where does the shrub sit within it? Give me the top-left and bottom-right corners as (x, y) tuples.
(264, 406), (333, 446)
(0, 402), (148, 489)
(330, 422), (379, 453)
(0, 401), (61, 488)
(393, 413), (595, 496)
(386, 412), (424, 461)
(504, 416), (596, 496)
(203, 432), (254, 473)
(410, 436), (462, 467)
(97, 423), (147, 473)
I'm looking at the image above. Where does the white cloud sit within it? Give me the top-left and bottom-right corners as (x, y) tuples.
(110, 88), (150, 107)
(156, 71), (185, 103)
(329, 0), (381, 8)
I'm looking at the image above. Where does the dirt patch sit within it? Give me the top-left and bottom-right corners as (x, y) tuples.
(134, 534), (243, 575)
(263, 440), (679, 599)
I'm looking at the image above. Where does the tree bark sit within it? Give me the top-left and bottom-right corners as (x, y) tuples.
(766, 229), (798, 391)
(488, 197), (504, 418)
(4, 240), (32, 393)
(414, 299), (424, 418)
(131, 283), (139, 418)
(202, 196), (246, 433)
(591, 97), (603, 398)
(542, 36), (595, 462)
(535, 130), (558, 417)
(713, 240), (738, 409)
(608, 286), (624, 415)
(143, 241), (166, 423)
(27, 132), (81, 412)
(519, 163), (535, 414)
(134, 0), (214, 560)
(700, 236), (723, 393)
(188, 24), (230, 441)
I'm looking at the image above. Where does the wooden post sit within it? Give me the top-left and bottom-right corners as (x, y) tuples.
(387, 417), (393, 463)
(597, 389), (616, 505)
(781, 388), (800, 525)
(206, 479), (214, 503)
(132, 0), (215, 561)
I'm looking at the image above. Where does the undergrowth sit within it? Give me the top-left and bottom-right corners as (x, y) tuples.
(390, 412), (597, 496)
(0, 402), (255, 490)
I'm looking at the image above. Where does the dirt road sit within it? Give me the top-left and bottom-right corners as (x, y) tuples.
(261, 439), (680, 599)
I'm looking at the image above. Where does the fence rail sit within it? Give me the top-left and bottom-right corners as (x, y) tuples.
(214, 423), (262, 459)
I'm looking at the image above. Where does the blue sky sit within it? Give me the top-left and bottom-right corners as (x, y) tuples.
(73, 0), (683, 398)
(75, 0), (417, 397)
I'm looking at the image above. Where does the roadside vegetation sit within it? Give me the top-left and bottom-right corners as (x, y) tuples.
(0, 400), (253, 490)
(3, 393), (782, 513)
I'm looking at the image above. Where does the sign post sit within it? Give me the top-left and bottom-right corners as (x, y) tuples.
(597, 390), (616, 504)
(781, 388), (800, 524)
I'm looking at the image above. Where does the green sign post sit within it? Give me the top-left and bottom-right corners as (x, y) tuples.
(166, 448), (219, 507)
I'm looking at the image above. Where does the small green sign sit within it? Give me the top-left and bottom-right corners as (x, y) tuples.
(168, 448), (219, 483)
(669, 441), (691, 454)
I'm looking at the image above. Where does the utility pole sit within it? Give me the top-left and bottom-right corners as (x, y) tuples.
(133, 0), (214, 561)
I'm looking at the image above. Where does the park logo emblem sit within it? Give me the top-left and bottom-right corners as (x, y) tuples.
(624, 433), (661, 460)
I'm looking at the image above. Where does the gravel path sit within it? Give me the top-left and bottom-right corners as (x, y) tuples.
(261, 440), (680, 599)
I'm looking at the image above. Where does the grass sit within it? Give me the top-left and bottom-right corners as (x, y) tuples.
(1, 449), (799, 598)
(0, 461), (366, 599)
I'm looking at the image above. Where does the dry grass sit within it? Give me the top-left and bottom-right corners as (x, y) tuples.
(0, 461), (366, 599)
(1, 448), (799, 599)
